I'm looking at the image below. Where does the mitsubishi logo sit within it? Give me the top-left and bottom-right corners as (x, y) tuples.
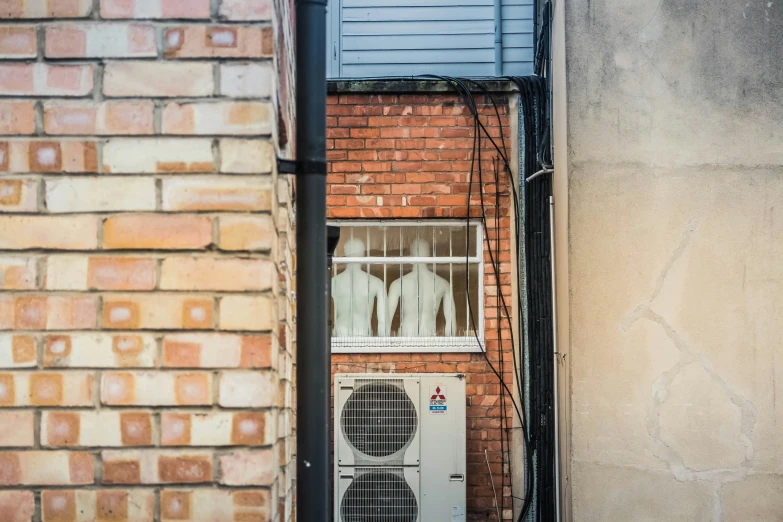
(431, 386), (446, 400)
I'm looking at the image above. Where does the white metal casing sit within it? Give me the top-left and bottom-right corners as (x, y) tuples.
(335, 373), (467, 522)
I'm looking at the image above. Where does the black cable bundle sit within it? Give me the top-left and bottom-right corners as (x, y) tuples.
(507, 2), (556, 520)
(415, 74), (531, 520)
(414, 11), (554, 515)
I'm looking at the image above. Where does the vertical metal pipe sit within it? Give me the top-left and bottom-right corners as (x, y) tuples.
(494, 0), (503, 75)
(295, 0), (328, 516)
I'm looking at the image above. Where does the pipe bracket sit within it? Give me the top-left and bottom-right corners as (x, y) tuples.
(278, 158), (327, 175)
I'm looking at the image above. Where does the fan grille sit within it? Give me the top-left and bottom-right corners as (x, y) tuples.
(341, 380), (417, 458)
(340, 468), (418, 522)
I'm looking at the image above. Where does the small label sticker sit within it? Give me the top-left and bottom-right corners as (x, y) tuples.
(452, 506), (466, 522)
(429, 385), (447, 414)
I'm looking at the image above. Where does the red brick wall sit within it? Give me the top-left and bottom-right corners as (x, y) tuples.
(327, 92), (517, 520)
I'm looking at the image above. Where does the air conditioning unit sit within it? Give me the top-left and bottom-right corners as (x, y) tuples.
(334, 373), (467, 522)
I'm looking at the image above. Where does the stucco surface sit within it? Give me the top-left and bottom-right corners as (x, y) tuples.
(566, 0), (783, 518)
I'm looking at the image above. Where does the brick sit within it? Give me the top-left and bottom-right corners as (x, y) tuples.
(218, 215), (276, 251)
(0, 0), (92, 18)
(102, 372), (213, 406)
(44, 101), (154, 135)
(219, 0), (272, 20)
(219, 296), (275, 331)
(0, 491), (34, 522)
(162, 102), (273, 135)
(100, 0), (211, 19)
(0, 412), (34, 446)
(41, 490), (153, 522)
(161, 177), (273, 211)
(0, 295), (97, 330)
(102, 450), (213, 484)
(162, 333), (275, 369)
(219, 63), (273, 98)
(0, 179), (37, 212)
(103, 215), (213, 250)
(103, 62), (214, 97)
(45, 23), (156, 58)
(46, 177), (156, 213)
(89, 257), (156, 290)
(0, 26), (36, 58)
(218, 449), (276, 486)
(0, 64), (93, 96)
(0, 334), (37, 367)
(163, 26), (272, 58)
(162, 411), (276, 446)
(219, 139), (274, 173)
(42, 410), (153, 447)
(44, 333), (157, 368)
(159, 489), (272, 522)
(102, 294), (214, 330)
(0, 101), (35, 135)
(1, 140), (97, 173)
(161, 257), (274, 291)
(218, 371), (277, 408)
(103, 139), (214, 173)
(46, 256), (154, 291)
(0, 371), (92, 407)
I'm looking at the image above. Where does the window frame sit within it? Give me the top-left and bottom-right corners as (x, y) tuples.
(329, 219), (485, 353)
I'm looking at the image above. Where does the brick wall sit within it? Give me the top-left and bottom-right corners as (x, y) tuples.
(0, 2), (294, 522)
(327, 91), (516, 520)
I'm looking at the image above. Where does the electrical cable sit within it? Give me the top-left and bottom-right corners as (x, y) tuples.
(418, 74), (537, 522)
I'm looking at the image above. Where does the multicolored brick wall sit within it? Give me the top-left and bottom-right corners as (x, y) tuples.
(326, 91), (517, 520)
(0, 1), (295, 521)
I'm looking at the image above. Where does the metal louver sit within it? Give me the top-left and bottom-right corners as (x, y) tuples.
(340, 468), (419, 522)
(341, 380), (418, 459)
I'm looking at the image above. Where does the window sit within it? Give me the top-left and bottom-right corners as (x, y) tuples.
(326, 0), (535, 79)
(330, 221), (483, 353)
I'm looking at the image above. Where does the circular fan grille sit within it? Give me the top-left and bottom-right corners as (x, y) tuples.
(341, 381), (417, 458)
(340, 470), (418, 522)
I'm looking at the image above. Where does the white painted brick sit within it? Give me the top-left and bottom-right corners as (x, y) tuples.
(162, 101), (273, 135)
(101, 372), (212, 406)
(161, 411), (277, 446)
(45, 256), (88, 290)
(219, 63), (274, 98)
(44, 333), (157, 368)
(41, 410), (155, 447)
(219, 139), (274, 174)
(218, 449), (277, 486)
(103, 61), (214, 97)
(103, 139), (214, 173)
(0, 372), (93, 407)
(219, 295), (275, 331)
(159, 489), (271, 522)
(46, 23), (156, 58)
(46, 177), (156, 212)
(218, 371), (277, 408)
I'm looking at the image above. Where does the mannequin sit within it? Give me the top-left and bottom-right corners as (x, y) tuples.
(331, 237), (387, 336)
(387, 238), (457, 336)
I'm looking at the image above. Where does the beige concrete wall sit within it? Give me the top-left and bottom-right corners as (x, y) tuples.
(565, 0), (783, 519)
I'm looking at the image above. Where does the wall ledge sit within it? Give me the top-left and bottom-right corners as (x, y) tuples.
(327, 78), (519, 94)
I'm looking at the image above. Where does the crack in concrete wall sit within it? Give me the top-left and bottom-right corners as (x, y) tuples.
(622, 220), (758, 520)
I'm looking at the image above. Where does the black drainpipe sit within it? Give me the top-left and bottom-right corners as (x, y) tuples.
(294, 0), (328, 517)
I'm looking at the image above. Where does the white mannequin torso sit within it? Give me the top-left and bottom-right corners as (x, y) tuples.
(387, 264), (457, 336)
(332, 265), (387, 336)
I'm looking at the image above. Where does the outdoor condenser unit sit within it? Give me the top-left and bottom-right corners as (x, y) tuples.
(334, 373), (467, 522)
